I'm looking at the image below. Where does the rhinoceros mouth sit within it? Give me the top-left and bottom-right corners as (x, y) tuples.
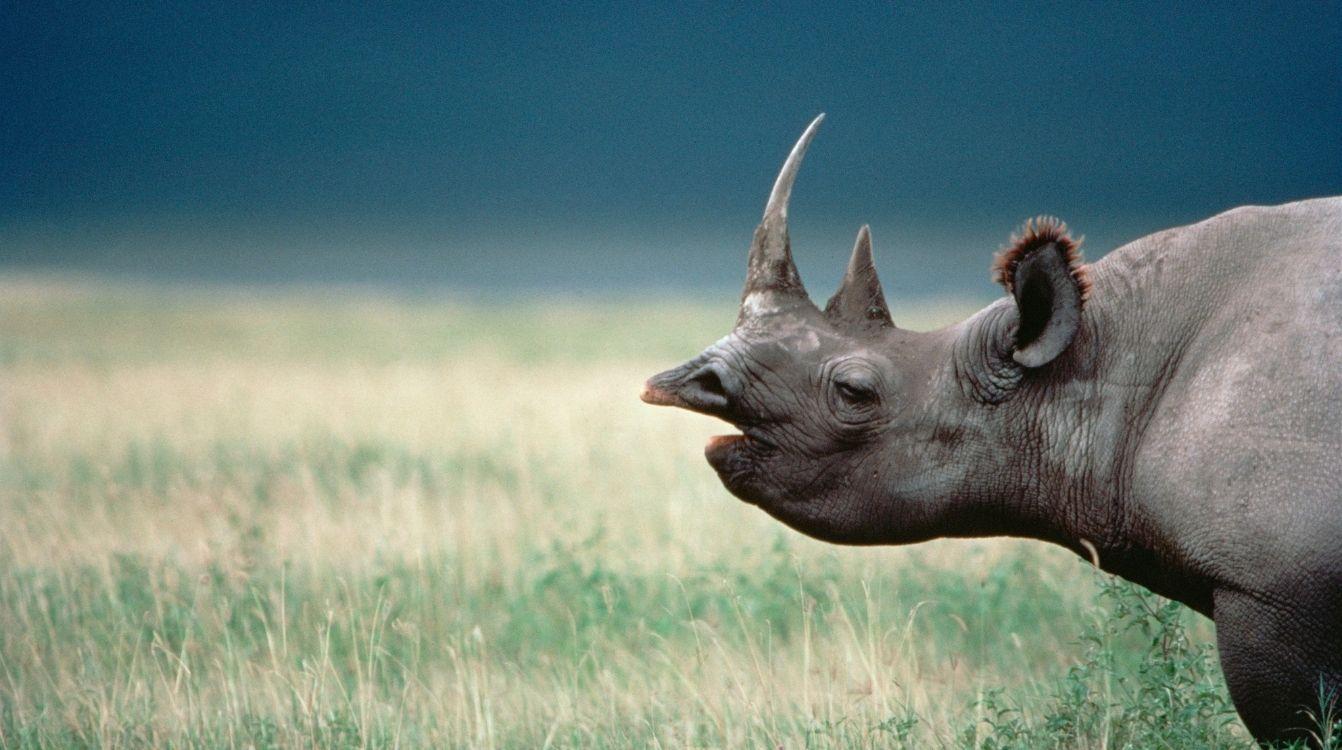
(704, 430), (776, 504)
(641, 378), (774, 492)
(706, 427), (774, 458)
(706, 432), (748, 459)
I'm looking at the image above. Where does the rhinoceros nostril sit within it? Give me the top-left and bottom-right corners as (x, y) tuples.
(686, 366), (731, 409)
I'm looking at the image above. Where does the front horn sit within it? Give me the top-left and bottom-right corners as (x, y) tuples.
(740, 114), (825, 319)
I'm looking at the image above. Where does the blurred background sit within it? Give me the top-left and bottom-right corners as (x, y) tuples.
(2, 3), (1341, 747)
(5, 2), (1339, 301)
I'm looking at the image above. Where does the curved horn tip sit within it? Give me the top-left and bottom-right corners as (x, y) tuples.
(762, 113), (827, 221)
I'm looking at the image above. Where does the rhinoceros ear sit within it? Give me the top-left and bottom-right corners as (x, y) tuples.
(992, 217), (1090, 368)
(825, 225), (893, 330)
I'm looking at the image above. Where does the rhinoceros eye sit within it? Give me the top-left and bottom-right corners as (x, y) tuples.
(834, 377), (877, 405)
(823, 359), (884, 425)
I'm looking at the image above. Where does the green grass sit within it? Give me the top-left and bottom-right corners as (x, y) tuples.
(0, 275), (1294, 748)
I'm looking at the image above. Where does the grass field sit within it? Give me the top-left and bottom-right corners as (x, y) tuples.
(0, 276), (1261, 748)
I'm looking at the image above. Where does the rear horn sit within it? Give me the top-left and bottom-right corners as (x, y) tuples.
(824, 224), (892, 329)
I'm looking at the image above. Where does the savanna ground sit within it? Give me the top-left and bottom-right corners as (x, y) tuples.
(3, 275), (1317, 748)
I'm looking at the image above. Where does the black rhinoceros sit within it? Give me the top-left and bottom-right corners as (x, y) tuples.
(642, 115), (1342, 744)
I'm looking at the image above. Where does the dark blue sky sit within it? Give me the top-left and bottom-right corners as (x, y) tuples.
(3, 2), (1340, 297)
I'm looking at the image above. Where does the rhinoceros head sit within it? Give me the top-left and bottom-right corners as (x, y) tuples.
(642, 116), (1090, 544)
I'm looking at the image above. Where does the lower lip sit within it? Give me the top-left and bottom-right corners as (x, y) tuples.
(705, 433), (747, 463)
(706, 433), (746, 450)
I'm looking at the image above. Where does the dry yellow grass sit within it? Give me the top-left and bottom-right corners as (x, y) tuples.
(0, 276), (1241, 748)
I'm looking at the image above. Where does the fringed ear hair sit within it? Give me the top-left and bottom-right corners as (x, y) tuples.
(992, 216), (1091, 301)
(991, 216), (1091, 368)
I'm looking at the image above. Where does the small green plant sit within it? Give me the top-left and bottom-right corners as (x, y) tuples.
(964, 573), (1249, 749)
(1296, 680), (1342, 750)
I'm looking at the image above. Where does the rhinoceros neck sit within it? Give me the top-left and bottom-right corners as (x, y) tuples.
(969, 249), (1213, 610)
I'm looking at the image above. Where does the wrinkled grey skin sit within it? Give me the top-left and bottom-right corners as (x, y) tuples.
(642, 117), (1342, 745)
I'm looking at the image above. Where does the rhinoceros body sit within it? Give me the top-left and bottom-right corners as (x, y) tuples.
(642, 116), (1342, 743)
(1081, 196), (1342, 739)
